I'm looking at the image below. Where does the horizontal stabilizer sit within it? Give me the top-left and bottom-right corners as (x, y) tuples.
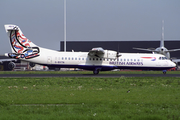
(4, 25), (19, 32)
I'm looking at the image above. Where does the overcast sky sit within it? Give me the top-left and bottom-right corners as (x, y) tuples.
(0, 0), (180, 54)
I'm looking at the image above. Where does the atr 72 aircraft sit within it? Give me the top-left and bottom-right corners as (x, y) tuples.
(133, 21), (180, 61)
(4, 24), (176, 74)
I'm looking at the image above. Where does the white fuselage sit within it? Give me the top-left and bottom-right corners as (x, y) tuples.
(22, 47), (175, 71)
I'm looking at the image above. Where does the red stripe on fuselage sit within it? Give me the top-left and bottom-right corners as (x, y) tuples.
(141, 57), (153, 59)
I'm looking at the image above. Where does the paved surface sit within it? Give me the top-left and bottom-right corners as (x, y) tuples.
(0, 74), (180, 77)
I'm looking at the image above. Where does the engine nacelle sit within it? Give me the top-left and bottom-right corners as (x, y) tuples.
(89, 47), (121, 59)
(104, 50), (121, 59)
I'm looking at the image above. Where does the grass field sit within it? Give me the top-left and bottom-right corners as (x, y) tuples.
(0, 75), (180, 120)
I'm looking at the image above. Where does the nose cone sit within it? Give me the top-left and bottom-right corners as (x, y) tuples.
(171, 62), (176, 67)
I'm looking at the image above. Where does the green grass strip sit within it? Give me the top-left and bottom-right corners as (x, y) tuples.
(0, 77), (180, 119)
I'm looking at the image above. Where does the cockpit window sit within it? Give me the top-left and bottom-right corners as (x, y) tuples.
(159, 57), (167, 60)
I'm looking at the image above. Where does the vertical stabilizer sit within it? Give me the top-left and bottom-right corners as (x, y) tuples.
(160, 20), (164, 47)
(4, 24), (37, 53)
(4, 24), (40, 59)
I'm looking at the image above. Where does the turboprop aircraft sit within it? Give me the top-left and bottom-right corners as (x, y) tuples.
(133, 21), (180, 60)
(0, 58), (17, 70)
(4, 24), (176, 74)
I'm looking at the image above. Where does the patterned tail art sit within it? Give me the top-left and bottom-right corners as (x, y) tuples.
(7, 25), (40, 59)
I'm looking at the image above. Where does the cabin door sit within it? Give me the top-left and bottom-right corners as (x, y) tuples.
(47, 56), (52, 64)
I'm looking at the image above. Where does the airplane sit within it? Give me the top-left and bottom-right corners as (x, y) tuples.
(133, 20), (180, 61)
(0, 58), (17, 63)
(0, 56), (17, 70)
(4, 24), (176, 74)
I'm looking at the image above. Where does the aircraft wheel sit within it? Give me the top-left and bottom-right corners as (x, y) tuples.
(93, 70), (99, 75)
(29, 62), (36, 67)
(163, 70), (166, 74)
(8, 62), (16, 70)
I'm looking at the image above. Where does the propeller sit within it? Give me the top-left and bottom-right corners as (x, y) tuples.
(116, 43), (121, 59)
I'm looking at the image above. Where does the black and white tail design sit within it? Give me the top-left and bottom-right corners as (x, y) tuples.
(4, 24), (40, 59)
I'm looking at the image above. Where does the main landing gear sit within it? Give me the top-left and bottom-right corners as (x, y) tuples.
(93, 70), (99, 75)
(93, 68), (101, 75)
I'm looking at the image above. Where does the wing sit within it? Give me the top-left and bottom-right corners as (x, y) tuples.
(172, 59), (180, 63)
(88, 47), (105, 58)
(133, 47), (156, 52)
(167, 49), (180, 52)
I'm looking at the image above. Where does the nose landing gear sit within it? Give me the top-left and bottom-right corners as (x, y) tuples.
(163, 70), (167, 74)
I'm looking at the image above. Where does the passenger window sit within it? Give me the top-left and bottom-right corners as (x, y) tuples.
(75, 58), (77, 60)
(96, 58), (98, 60)
(89, 58), (91, 60)
(159, 57), (161, 60)
(72, 58), (74, 60)
(124, 59), (126, 61)
(62, 57), (64, 60)
(68, 57), (70, 60)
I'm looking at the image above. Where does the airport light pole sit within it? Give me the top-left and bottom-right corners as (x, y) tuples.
(161, 20), (164, 47)
(64, 0), (66, 52)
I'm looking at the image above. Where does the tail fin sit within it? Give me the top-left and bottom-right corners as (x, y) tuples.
(4, 24), (40, 59)
(160, 20), (164, 47)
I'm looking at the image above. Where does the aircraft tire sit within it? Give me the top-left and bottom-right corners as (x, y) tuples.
(93, 70), (99, 75)
(163, 71), (166, 74)
(29, 62), (36, 67)
(8, 62), (15, 70)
